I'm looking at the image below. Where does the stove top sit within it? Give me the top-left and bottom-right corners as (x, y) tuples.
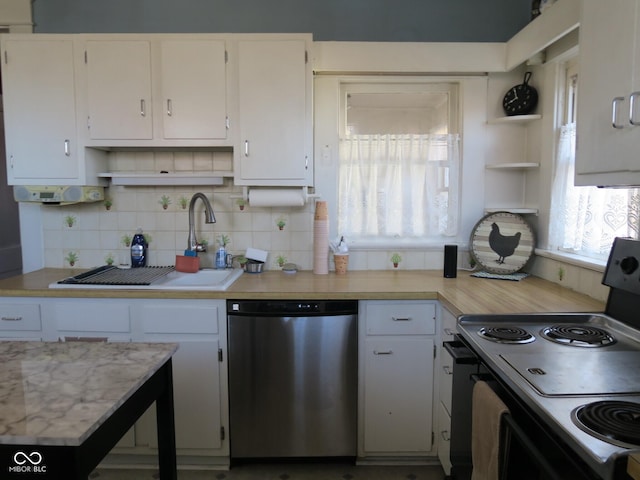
(457, 313), (640, 479)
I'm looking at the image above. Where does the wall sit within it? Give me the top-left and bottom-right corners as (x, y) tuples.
(31, 0), (532, 42)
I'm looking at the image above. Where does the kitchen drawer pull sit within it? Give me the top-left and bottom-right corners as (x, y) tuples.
(140, 99), (146, 117)
(64, 139), (70, 156)
(167, 99), (172, 116)
(443, 365), (453, 375)
(392, 316), (412, 321)
(612, 96), (625, 129)
(374, 350), (393, 355)
(441, 430), (450, 442)
(1, 316), (22, 322)
(444, 328), (454, 336)
(630, 92), (640, 125)
(244, 140), (250, 156)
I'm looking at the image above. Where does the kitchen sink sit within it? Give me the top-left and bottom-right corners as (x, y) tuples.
(155, 268), (243, 290)
(50, 267), (243, 291)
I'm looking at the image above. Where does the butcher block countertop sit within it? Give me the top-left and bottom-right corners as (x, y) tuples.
(0, 268), (605, 315)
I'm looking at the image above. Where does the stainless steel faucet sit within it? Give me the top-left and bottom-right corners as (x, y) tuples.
(187, 193), (216, 252)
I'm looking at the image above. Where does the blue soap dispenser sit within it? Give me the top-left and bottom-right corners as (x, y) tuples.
(130, 228), (148, 268)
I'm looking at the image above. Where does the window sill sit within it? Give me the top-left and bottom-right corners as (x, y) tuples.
(534, 248), (606, 273)
(346, 238), (459, 251)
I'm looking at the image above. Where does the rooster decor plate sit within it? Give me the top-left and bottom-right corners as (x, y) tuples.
(470, 211), (535, 274)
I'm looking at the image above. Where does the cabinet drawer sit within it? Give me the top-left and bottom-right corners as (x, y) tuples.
(54, 302), (130, 332)
(140, 303), (219, 334)
(438, 401), (452, 475)
(365, 302), (435, 335)
(0, 304), (41, 331)
(442, 307), (457, 340)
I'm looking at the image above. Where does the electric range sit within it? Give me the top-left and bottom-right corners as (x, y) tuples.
(456, 237), (640, 480)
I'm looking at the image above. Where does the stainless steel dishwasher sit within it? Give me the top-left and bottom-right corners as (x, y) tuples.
(227, 300), (358, 459)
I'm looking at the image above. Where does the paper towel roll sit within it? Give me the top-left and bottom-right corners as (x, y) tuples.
(248, 188), (306, 207)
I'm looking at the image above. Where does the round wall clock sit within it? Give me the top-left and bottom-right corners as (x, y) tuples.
(470, 211), (535, 274)
(502, 71), (538, 116)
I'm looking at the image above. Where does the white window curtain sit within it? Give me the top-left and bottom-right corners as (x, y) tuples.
(338, 134), (460, 241)
(549, 123), (640, 258)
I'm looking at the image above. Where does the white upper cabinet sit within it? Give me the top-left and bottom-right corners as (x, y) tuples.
(1, 36), (103, 185)
(85, 40), (153, 141)
(235, 36), (313, 186)
(83, 35), (230, 146)
(576, 0), (640, 186)
(160, 39), (228, 140)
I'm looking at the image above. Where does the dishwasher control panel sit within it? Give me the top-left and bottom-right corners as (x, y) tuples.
(227, 300), (357, 316)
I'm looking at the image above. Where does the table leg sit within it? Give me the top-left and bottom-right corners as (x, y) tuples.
(156, 359), (177, 480)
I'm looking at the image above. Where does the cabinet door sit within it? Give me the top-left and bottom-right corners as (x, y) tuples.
(363, 337), (434, 453)
(134, 301), (226, 453)
(236, 39), (311, 185)
(2, 38), (79, 182)
(160, 40), (228, 140)
(576, 0), (640, 184)
(85, 40), (153, 140)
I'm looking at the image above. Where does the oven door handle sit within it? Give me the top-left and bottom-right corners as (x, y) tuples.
(470, 373), (495, 383)
(443, 340), (479, 365)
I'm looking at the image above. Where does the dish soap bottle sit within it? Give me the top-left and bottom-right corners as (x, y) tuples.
(215, 234), (229, 269)
(130, 228), (148, 268)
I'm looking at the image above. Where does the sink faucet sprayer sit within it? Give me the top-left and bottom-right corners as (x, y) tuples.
(188, 193), (216, 253)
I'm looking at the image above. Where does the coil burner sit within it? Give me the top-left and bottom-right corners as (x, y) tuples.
(540, 324), (616, 347)
(573, 401), (640, 447)
(477, 326), (535, 344)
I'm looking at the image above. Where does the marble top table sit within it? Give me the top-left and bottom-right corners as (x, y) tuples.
(0, 341), (178, 479)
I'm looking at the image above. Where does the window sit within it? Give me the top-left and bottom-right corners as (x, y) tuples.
(337, 82), (461, 246)
(549, 60), (640, 260)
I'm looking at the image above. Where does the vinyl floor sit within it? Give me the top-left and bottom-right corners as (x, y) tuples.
(89, 463), (446, 480)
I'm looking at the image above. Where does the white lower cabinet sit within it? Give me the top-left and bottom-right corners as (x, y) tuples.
(359, 300), (436, 457)
(131, 299), (228, 459)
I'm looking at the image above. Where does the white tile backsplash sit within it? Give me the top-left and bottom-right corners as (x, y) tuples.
(33, 149), (609, 300)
